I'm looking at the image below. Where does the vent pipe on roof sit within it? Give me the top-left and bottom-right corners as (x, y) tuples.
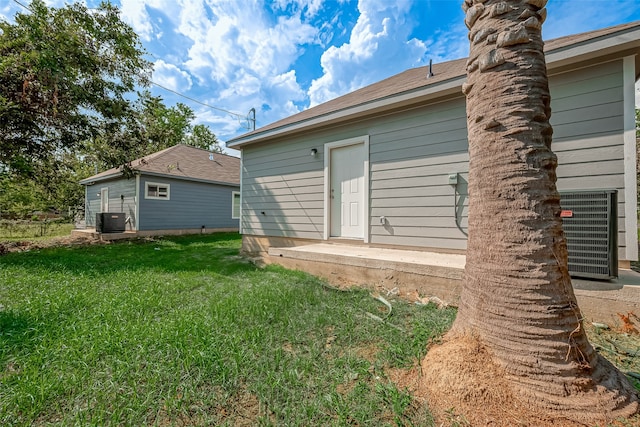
(209, 152), (214, 161)
(427, 59), (434, 78)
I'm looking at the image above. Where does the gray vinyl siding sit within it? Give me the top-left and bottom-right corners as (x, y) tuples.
(551, 59), (626, 258)
(138, 176), (239, 230)
(241, 59), (629, 257)
(84, 178), (136, 229)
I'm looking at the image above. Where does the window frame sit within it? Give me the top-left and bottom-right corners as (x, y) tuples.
(232, 191), (241, 219)
(145, 182), (170, 200)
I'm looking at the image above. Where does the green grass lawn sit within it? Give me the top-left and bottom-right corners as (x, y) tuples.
(0, 233), (455, 426)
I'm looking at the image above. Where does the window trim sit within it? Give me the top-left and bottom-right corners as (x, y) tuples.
(232, 191), (241, 219)
(145, 182), (170, 200)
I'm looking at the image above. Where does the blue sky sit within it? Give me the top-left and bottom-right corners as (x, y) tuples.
(2, 0), (640, 154)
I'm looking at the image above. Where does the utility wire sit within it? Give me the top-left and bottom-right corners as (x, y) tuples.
(150, 81), (256, 130)
(150, 81), (243, 120)
(11, 0), (32, 12)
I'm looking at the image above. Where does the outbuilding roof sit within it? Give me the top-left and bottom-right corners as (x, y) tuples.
(79, 144), (240, 186)
(227, 21), (640, 148)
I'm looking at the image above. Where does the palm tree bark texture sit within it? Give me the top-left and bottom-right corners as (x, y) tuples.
(421, 0), (639, 425)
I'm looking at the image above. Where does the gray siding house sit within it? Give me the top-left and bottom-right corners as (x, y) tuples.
(228, 22), (640, 268)
(79, 144), (241, 236)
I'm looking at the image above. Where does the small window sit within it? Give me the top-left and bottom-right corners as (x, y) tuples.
(145, 182), (170, 200)
(232, 191), (241, 219)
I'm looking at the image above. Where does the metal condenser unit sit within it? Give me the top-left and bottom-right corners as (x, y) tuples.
(559, 190), (618, 279)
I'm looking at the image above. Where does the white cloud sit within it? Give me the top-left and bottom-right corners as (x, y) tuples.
(153, 59), (193, 92)
(119, 0), (177, 42)
(307, 0), (427, 106)
(178, 1), (317, 86)
(165, 0), (319, 130)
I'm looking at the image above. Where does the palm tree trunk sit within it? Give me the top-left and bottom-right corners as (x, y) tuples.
(422, 1), (638, 424)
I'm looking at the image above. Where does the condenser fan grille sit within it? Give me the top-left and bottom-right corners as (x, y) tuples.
(560, 190), (618, 279)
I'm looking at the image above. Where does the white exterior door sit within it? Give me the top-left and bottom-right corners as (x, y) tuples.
(330, 143), (365, 239)
(100, 188), (109, 213)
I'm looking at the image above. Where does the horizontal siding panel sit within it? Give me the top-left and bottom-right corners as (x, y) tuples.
(550, 70), (621, 101)
(248, 164), (321, 177)
(549, 60), (622, 93)
(245, 175), (323, 186)
(371, 139), (468, 165)
(241, 227), (323, 240)
(371, 175), (468, 190)
(556, 145), (623, 164)
(371, 195), (455, 208)
(372, 117), (466, 147)
(553, 134), (621, 151)
(243, 147), (321, 167)
(244, 200), (324, 210)
(244, 155), (321, 174)
(243, 214), (323, 225)
(371, 225), (467, 239)
(243, 193), (324, 203)
(371, 152), (468, 172)
(556, 159), (623, 178)
(373, 161), (473, 181)
(243, 183), (323, 196)
(371, 216), (468, 228)
(557, 175), (624, 190)
(552, 116), (623, 139)
(243, 169), (320, 182)
(371, 126), (467, 155)
(371, 206), (470, 218)
(242, 222), (322, 233)
(370, 99), (465, 137)
(245, 208), (324, 217)
(371, 185), (465, 199)
(550, 101), (623, 128)
(551, 87), (622, 113)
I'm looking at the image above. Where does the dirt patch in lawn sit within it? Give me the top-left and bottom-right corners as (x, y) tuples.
(387, 325), (640, 427)
(0, 234), (109, 254)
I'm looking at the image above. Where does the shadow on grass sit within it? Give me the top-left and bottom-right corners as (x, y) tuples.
(0, 310), (33, 351)
(0, 232), (255, 278)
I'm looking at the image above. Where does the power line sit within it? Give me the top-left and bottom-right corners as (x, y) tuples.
(151, 81), (240, 119)
(150, 80), (256, 130)
(11, 0), (31, 11)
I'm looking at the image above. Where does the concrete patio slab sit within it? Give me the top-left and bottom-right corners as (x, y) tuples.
(267, 242), (640, 324)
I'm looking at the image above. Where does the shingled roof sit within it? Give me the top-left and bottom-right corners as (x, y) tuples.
(79, 144), (240, 186)
(228, 21), (640, 148)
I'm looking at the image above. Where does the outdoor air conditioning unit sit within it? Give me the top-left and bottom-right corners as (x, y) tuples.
(559, 190), (618, 279)
(96, 212), (126, 233)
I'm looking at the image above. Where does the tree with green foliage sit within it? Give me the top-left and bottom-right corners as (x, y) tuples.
(87, 91), (222, 172)
(0, 0), (151, 176)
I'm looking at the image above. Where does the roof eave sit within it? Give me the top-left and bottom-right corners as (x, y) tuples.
(79, 170), (133, 185)
(545, 26), (640, 78)
(228, 24), (640, 149)
(228, 76), (465, 148)
(80, 170), (238, 187)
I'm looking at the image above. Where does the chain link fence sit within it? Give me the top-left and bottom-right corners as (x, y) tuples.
(0, 219), (74, 239)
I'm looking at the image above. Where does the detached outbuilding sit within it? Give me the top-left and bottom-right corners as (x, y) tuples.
(228, 22), (640, 279)
(79, 144), (240, 237)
